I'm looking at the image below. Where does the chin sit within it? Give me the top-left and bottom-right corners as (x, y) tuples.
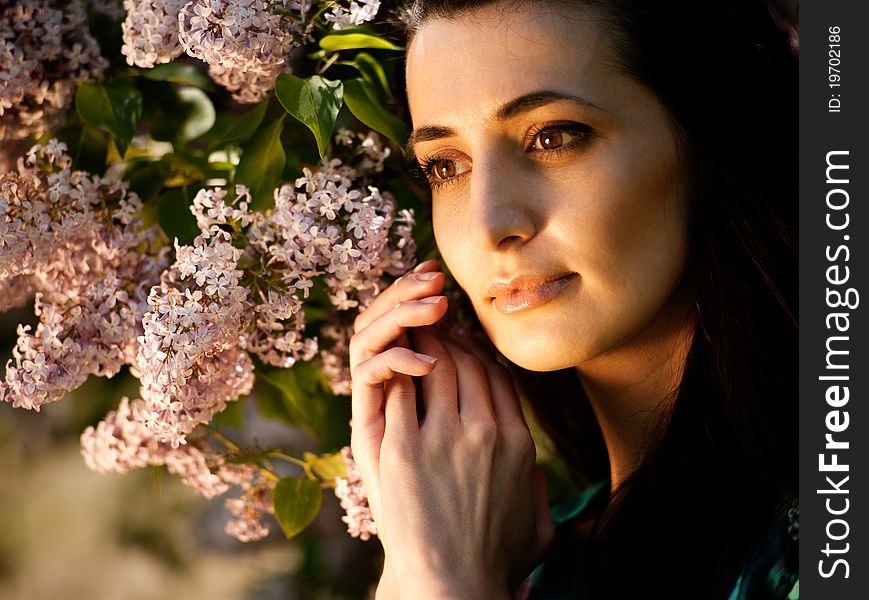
(488, 328), (586, 373)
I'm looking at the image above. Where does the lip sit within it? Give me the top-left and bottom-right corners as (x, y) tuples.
(487, 272), (577, 314)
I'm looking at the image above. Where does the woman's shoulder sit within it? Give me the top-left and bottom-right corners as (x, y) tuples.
(515, 488), (799, 600)
(726, 496), (799, 600)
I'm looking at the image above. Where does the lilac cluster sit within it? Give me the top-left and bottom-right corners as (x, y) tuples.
(333, 446), (377, 540)
(135, 222), (254, 446)
(0, 141), (170, 410)
(3, 128), (413, 541)
(324, 0), (381, 30)
(118, 0), (382, 103)
(121, 0), (187, 68)
(0, 0), (108, 141)
(177, 0), (314, 103)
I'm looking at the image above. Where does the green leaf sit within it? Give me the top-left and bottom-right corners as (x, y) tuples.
(257, 367), (322, 431)
(234, 116), (286, 210)
(76, 80), (143, 157)
(274, 74), (343, 157)
(273, 477), (323, 538)
(256, 362), (352, 452)
(303, 451), (348, 482)
(54, 125), (108, 173)
(125, 160), (171, 204)
(174, 87), (216, 144)
(206, 100), (268, 144)
(140, 62), (214, 90)
(320, 32), (402, 53)
(212, 399), (244, 428)
(157, 188), (199, 245)
(353, 52), (393, 101)
(342, 78), (407, 146)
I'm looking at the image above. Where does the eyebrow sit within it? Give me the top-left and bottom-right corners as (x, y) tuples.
(405, 90), (601, 157)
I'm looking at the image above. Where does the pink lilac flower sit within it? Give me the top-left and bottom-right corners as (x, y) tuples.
(324, 0), (380, 30)
(120, 0), (187, 68)
(333, 446), (377, 540)
(81, 396), (231, 499)
(1, 141), (170, 410)
(135, 228), (253, 446)
(177, 0), (312, 103)
(0, 0), (108, 141)
(223, 472), (277, 542)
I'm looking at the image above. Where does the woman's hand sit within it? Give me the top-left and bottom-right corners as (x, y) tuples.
(349, 261), (554, 599)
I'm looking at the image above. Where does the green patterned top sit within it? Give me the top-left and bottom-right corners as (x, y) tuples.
(515, 482), (799, 600)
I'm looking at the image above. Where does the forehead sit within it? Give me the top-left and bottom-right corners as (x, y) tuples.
(406, 3), (617, 124)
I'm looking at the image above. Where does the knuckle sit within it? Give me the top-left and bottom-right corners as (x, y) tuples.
(348, 333), (359, 356)
(464, 420), (498, 449)
(353, 313), (367, 334)
(350, 357), (376, 385)
(383, 345), (409, 361)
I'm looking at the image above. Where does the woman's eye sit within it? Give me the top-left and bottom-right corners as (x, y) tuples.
(432, 159), (456, 180)
(530, 125), (590, 152)
(426, 158), (470, 182)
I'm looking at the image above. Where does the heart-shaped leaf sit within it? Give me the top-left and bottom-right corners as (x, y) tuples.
(274, 74), (343, 157)
(76, 80), (143, 157)
(273, 477), (323, 539)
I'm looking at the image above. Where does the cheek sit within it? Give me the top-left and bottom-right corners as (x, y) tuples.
(432, 204), (470, 282)
(567, 138), (689, 301)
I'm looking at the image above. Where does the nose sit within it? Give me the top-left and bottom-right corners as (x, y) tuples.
(466, 155), (538, 252)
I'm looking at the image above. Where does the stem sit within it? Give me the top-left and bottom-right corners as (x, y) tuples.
(311, 1), (338, 24)
(257, 467), (281, 482)
(269, 451), (318, 481)
(318, 52), (340, 75)
(210, 428), (241, 452)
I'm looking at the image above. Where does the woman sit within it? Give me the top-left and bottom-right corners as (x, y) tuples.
(349, 0), (798, 598)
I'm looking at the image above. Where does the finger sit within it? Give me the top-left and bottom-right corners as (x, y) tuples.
(409, 327), (459, 427)
(456, 332), (527, 430)
(354, 261), (444, 334)
(383, 374), (420, 439)
(351, 346), (438, 429)
(441, 338), (495, 425)
(349, 296), (448, 369)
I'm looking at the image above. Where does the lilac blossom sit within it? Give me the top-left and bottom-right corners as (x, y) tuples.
(0, 0), (108, 141)
(177, 0), (312, 103)
(121, 0), (187, 68)
(333, 446), (377, 540)
(325, 0), (381, 30)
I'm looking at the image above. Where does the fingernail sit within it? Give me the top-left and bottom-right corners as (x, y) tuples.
(414, 352), (438, 365)
(415, 272), (440, 281)
(413, 259), (435, 273)
(419, 295), (445, 304)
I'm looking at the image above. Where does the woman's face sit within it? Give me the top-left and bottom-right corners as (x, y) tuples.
(406, 2), (691, 372)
